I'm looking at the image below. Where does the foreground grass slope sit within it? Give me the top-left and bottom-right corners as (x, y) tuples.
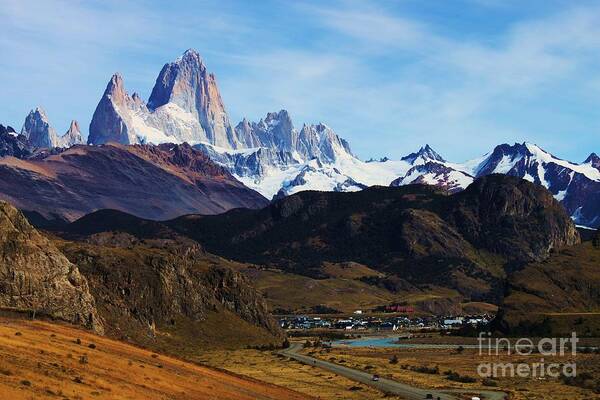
(0, 317), (310, 400)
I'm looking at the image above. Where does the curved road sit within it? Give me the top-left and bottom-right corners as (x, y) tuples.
(279, 343), (507, 400)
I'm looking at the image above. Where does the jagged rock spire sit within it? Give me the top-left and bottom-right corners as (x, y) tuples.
(21, 107), (58, 148)
(88, 50), (245, 149)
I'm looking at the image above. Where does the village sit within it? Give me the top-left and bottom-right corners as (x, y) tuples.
(278, 312), (492, 332)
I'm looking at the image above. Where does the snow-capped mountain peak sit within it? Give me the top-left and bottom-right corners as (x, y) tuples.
(584, 152), (600, 171)
(401, 144), (445, 164)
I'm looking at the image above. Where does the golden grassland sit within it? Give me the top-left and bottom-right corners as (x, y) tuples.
(200, 348), (402, 400)
(302, 345), (600, 400)
(0, 317), (310, 400)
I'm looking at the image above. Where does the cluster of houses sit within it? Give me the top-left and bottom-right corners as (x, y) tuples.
(279, 314), (491, 331)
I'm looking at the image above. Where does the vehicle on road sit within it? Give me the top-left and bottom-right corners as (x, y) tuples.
(372, 374), (379, 381)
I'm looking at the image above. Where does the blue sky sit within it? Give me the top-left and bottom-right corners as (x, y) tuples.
(1, 0), (600, 162)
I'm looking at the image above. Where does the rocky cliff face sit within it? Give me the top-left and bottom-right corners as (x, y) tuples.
(56, 238), (281, 342)
(448, 174), (580, 262)
(195, 110), (358, 198)
(0, 201), (102, 332)
(229, 110), (354, 163)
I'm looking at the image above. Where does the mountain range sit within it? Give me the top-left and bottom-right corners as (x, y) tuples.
(2, 49), (599, 227)
(37, 174), (600, 335)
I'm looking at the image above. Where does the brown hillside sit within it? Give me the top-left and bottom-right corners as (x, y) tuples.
(0, 317), (310, 400)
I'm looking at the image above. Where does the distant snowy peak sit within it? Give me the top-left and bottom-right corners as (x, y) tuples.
(58, 120), (84, 148)
(21, 107), (83, 149)
(470, 142), (529, 176)
(88, 49), (240, 148)
(584, 153), (600, 171)
(401, 144), (445, 165)
(232, 110), (355, 163)
(470, 142), (600, 182)
(298, 122), (354, 162)
(391, 162), (473, 193)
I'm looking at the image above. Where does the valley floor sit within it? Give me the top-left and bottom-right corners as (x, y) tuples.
(0, 317), (309, 400)
(200, 348), (399, 400)
(305, 344), (600, 399)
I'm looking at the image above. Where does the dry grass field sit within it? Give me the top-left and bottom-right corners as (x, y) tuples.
(304, 345), (600, 399)
(0, 317), (310, 400)
(200, 349), (402, 400)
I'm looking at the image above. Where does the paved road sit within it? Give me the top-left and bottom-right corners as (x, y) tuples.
(279, 343), (507, 400)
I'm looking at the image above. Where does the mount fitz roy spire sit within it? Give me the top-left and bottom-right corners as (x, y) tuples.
(88, 49), (243, 149)
(147, 49), (240, 148)
(21, 107), (83, 148)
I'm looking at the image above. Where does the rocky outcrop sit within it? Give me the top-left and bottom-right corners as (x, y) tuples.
(55, 236), (282, 343)
(448, 174), (580, 262)
(0, 124), (32, 158)
(230, 110), (354, 163)
(0, 201), (102, 332)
